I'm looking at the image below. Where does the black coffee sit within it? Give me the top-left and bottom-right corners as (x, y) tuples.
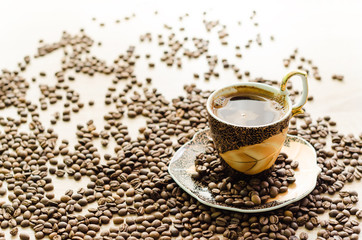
(212, 93), (285, 126)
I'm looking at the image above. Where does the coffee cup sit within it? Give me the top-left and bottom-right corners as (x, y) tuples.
(206, 71), (308, 175)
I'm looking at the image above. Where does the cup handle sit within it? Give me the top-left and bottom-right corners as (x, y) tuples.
(280, 71), (308, 116)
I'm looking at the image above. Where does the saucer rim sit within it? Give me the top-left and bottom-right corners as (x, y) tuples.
(168, 128), (321, 213)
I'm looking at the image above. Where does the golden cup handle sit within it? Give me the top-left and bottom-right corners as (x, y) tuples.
(280, 71), (309, 116)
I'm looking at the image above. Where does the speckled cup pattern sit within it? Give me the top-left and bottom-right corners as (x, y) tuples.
(208, 112), (291, 153)
(168, 129), (321, 213)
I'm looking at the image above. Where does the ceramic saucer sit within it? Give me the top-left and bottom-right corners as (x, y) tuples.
(168, 128), (321, 213)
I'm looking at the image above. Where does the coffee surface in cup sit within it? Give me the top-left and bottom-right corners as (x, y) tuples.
(212, 92), (285, 126)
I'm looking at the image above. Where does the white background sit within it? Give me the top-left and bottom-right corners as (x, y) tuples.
(0, 0), (362, 239)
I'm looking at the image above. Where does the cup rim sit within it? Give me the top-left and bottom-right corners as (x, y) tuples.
(206, 82), (292, 128)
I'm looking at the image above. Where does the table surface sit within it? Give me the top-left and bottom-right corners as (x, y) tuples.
(0, 0), (362, 239)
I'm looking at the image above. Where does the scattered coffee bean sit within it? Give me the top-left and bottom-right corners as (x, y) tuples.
(0, 10), (360, 240)
(193, 143), (295, 207)
(19, 233), (30, 240)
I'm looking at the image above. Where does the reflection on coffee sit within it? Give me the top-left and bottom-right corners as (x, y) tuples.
(212, 93), (285, 126)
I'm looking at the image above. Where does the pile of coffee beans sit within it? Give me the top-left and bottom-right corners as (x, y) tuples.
(0, 11), (361, 240)
(192, 144), (298, 208)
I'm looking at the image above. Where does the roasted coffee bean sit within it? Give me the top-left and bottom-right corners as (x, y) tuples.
(193, 142), (295, 207)
(35, 232), (44, 239)
(113, 217), (124, 224)
(305, 222), (314, 230)
(19, 233), (30, 240)
(0, 188), (6, 196)
(0, 15), (360, 240)
(10, 227), (18, 236)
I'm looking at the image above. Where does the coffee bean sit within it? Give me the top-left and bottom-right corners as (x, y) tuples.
(194, 142), (294, 207)
(305, 222), (314, 230)
(0, 15), (359, 240)
(329, 209), (339, 217)
(10, 227), (18, 236)
(100, 216), (110, 224)
(19, 233), (30, 240)
(126, 188), (135, 197)
(35, 232), (44, 239)
(215, 217), (227, 226)
(88, 224), (100, 232)
(0, 188), (6, 196)
(251, 195), (261, 205)
(145, 205), (155, 214)
(270, 186), (279, 198)
(113, 217), (124, 224)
